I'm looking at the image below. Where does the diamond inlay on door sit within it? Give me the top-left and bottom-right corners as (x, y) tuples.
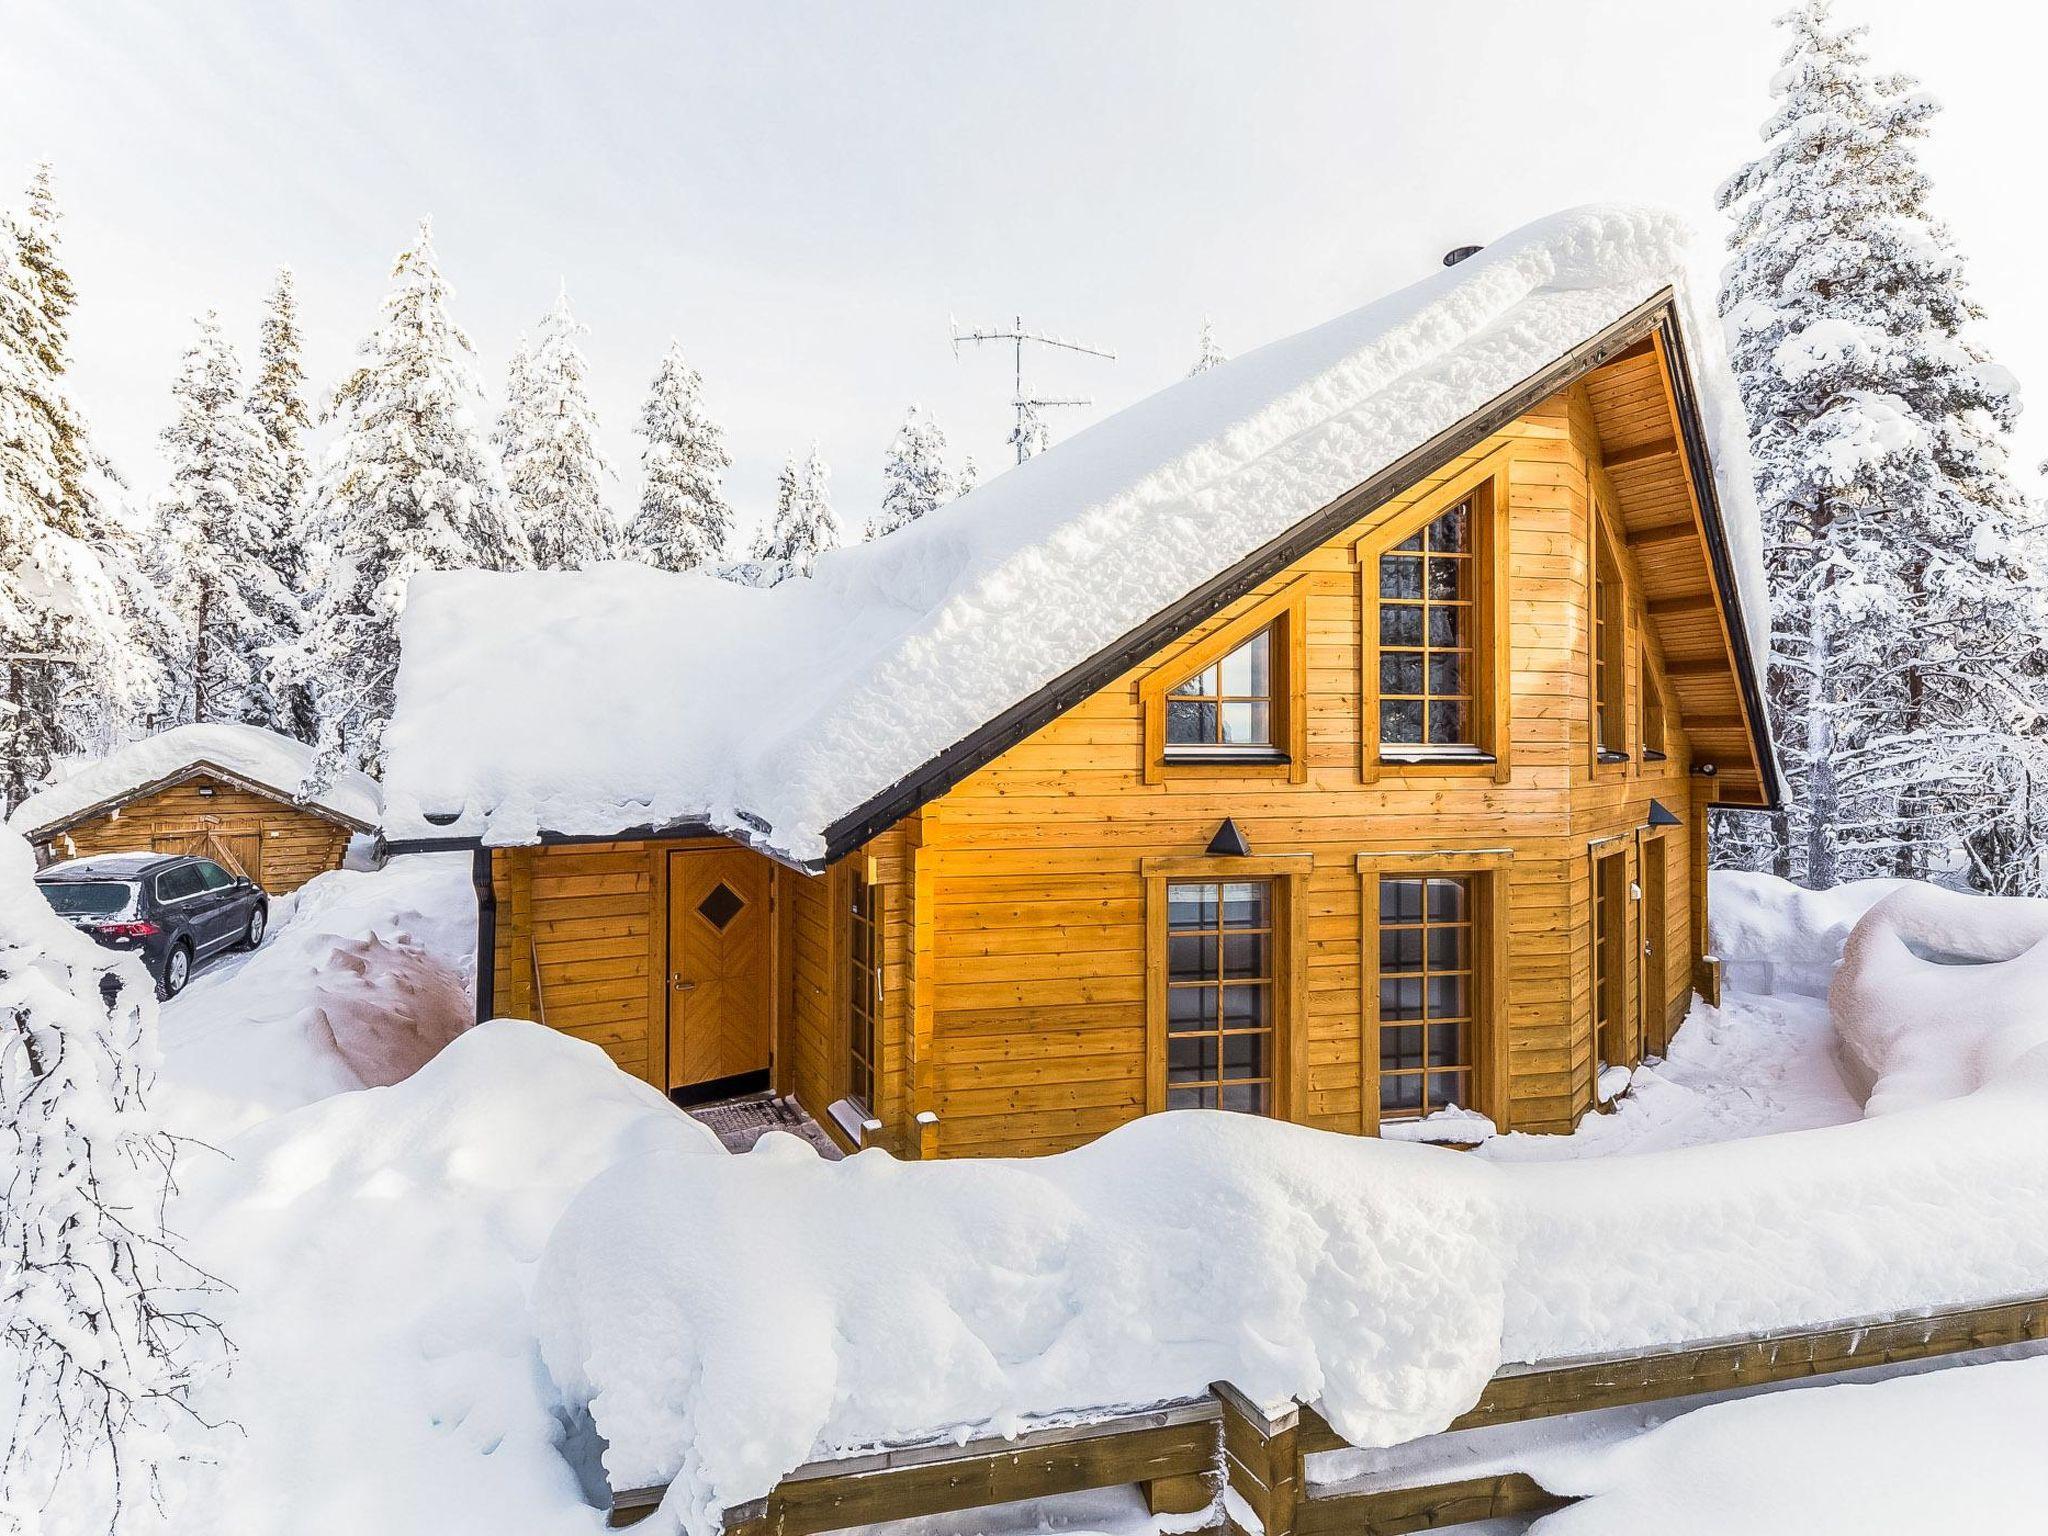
(697, 880), (746, 932)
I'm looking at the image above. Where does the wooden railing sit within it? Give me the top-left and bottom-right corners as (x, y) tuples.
(605, 1290), (2048, 1534)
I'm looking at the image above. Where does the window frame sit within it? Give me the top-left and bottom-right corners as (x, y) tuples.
(1640, 646), (1669, 762)
(1139, 574), (1312, 786)
(1142, 852), (1311, 1120)
(1590, 839), (1633, 1074)
(1358, 458), (1512, 785)
(1357, 848), (1510, 1135)
(1590, 505), (1630, 772)
(844, 866), (883, 1116)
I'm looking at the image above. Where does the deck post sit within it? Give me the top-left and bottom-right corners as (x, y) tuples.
(1212, 1382), (1301, 1536)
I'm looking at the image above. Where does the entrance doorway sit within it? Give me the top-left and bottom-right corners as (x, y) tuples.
(1639, 834), (1670, 1056)
(664, 846), (772, 1097)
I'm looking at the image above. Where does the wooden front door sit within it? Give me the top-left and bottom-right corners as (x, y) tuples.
(1639, 834), (1669, 1057)
(153, 826), (263, 885)
(664, 847), (772, 1093)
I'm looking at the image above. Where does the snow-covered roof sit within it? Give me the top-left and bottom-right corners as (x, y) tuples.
(9, 723), (382, 837)
(382, 205), (1769, 864)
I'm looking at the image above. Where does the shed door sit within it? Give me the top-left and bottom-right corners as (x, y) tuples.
(664, 847), (772, 1095)
(153, 826), (262, 885)
(1639, 835), (1669, 1057)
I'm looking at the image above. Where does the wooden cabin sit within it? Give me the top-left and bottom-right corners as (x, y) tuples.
(10, 723), (380, 895)
(383, 215), (1776, 1155)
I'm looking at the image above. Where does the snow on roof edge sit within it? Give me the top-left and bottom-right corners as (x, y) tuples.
(8, 723), (382, 838)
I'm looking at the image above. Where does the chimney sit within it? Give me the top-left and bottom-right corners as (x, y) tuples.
(1442, 245), (1483, 267)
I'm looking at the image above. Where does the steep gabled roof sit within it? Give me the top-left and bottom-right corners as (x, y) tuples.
(9, 723), (382, 840)
(380, 205), (1774, 867)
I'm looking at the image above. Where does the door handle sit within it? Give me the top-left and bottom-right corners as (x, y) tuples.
(669, 975), (697, 991)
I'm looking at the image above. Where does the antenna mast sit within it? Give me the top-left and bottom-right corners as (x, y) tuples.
(951, 314), (1115, 465)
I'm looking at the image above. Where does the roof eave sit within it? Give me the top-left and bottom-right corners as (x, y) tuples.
(18, 759), (379, 842)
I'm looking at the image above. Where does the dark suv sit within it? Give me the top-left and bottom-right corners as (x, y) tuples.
(34, 853), (269, 998)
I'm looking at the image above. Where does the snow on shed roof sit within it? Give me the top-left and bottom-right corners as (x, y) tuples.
(382, 204), (1768, 864)
(9, 723), (382, 837)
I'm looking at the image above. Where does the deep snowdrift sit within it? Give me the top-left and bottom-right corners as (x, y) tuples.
(169, 1022), (721, 1536)
(1707, 869), (1910, 997)
(382, 205), (1767, 860)
(155, 853), (478, 1138)
(534, 885), (2048, 1533)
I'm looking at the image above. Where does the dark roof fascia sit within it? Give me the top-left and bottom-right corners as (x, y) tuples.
(384, 819), (826, 876)
(1654, 311), (1783, 810)
(822, 288), (1764, 860)
(23, 758), (378, 841)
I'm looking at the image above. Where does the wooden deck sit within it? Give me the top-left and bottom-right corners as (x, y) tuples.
(603, 1289), (2048, 1534)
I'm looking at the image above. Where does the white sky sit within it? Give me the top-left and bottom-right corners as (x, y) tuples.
(4, 0), (2044, 543)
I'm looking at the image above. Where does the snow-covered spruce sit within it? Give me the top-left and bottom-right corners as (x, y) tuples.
(155, 310), (298, 730)
(244, 266), (316, 742)
(1711, 0), (2048, 893)
(626, 340), (734, 573)
(747, 445), (840, 584)
(1187, 318), (1226, 376)
(286, 219), (527, 777)
(866, 405), (956, 540)
(499, 287), (617, 571)
(0, 165), (167, 807)
(0, 826), (224, 1524)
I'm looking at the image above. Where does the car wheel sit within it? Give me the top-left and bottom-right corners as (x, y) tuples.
(161, 942), (192, 999)
(243, 903), (268, 950)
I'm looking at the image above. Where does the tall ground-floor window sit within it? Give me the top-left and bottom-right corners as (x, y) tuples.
(1165, 879), (1275, 1113)
(1376, 874), (1477, 1119)
(846, 876), (880, 1111)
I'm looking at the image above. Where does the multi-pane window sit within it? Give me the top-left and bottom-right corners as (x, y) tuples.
(1165, 880), (1274, 1112)
(1594, 539), (1625, 758)
(1379, 502), (1475, 748)
(1593, 851), (1628, 1066)
(1377, 875), (1475, 1118)
(1167, 627), (1274, 751)
(1641, 654), (1667, 759)
(846, 878), (881, 1111)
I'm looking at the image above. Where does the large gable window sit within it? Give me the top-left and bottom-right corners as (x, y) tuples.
(846, 875), (881, 1113)
(1166, 627), (1274, 755)
(1593, 527), (1627, 764)
(1362, 475), (1507, 780)
(1378, 501), (1475, 750)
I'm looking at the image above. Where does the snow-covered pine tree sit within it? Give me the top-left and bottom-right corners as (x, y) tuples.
(501, 287), (617, 570)
(155, 310), (290, 726)
(956, 455), (979, 499)
(625, 339), (734, 572)
(1712, 0), (2048, 892)
(245, 265), (316, 738)
(0, 825), (225, 1523)
(0, 165), (162, 806)
(292, 219), (527, 775)
(1188, 318), (1226, 376)
(868, 404), (953, 539)
(750, 445), (842, 582)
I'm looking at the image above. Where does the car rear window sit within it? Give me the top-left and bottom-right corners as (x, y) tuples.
(156, 865), (205, 902)
(40, 881), (136, 917)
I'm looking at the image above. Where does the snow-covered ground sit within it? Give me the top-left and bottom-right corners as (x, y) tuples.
(117, 860), (2048, 1536)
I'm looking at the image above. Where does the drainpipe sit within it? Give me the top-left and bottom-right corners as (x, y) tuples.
(471, 846), (496, 1023)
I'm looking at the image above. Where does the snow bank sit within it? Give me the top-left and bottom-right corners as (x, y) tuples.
(168, 1022), (722, 1536)
(1707, 869), (1909, 995)
(156, 852), (477, 1138)
(384, 205), (1767, 861)
(538, 883), (2048, 1532)
(1520, 1353), (2048, 1535)
(1830, 883), (2048, 1113)
(8, 721), (381, 838)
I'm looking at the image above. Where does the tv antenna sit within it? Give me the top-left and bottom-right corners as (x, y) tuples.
(951, 314), (1115, 464)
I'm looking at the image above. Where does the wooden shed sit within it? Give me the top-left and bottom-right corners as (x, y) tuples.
(10, 722), (381, 895)
(382, 210), (1777, 1157)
